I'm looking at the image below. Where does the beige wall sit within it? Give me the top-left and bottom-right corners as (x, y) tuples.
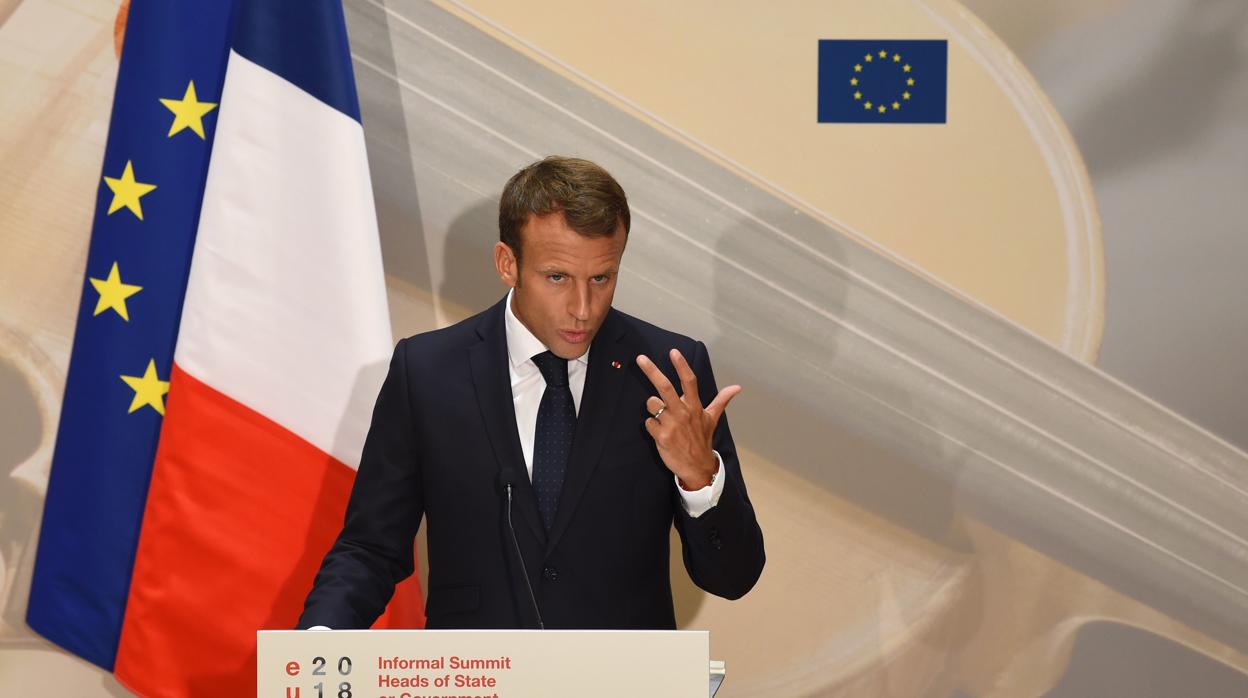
(3, 1), (1247, 696)
(435, 0), (1102, 359)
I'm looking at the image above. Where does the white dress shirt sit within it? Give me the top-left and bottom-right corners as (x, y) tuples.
(504, 288), (723, 517)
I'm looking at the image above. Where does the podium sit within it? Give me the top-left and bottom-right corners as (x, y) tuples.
(258, 629), (725, 697)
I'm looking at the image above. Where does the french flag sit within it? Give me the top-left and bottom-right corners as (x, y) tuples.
(27, 1), (424, 695)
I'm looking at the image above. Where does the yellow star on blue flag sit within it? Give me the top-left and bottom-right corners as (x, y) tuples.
(160, 81), (217, 139)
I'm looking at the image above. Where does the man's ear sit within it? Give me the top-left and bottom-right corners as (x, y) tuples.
(494, 241), (518, 288)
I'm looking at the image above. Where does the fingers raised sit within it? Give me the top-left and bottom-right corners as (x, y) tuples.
(669, 348), (701, 406)
(705, 384), (742, 422)
(635, 353), (681, 405)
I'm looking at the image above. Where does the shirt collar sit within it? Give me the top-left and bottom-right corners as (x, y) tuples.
(504, 287), (590, 370)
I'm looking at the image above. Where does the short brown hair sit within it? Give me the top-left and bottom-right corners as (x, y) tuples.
(498, 156), (630, 266)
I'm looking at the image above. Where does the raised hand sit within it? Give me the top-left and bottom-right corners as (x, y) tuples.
(635, 348), (741, 490)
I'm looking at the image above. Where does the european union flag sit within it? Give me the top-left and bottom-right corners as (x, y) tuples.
(27, 1), (231, 670)
(818, 40), (947, 124)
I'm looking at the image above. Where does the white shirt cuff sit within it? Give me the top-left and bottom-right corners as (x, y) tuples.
(308, 625), (331, 630)
(675, 450), (725, 518)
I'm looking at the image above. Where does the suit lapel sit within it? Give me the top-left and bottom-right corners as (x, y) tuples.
(544, 309), (630, 558)
(468, 297), (546, 547)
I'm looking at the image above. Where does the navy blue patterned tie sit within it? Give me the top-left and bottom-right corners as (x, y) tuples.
(531, 350), (576, 531)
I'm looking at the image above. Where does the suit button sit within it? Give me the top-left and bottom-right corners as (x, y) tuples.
(542, 566), (558, 581)
(709, 527), (723, 551)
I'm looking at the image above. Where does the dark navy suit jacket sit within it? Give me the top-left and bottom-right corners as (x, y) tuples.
(298, 295), (765, 629)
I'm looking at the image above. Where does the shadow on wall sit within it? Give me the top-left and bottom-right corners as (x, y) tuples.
(0, 323), (58, 647)
(0, 355), (42, 641)
(1067, 0), (1248, 177)
(440, 199), (506, 313)
(666, 206), (983, 644)
(709, 208), (968, 545)
(352, 0), (433, 307)
(1044, 621), (1248, 697)
(660, 207), (990, 693)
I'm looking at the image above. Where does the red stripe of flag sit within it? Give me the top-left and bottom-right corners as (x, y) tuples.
(115, 364), (423, 696)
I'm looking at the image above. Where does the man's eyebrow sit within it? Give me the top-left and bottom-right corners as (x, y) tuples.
(534, 265), (618, 275)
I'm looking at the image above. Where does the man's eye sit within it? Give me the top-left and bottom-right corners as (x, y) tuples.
(547, 274), (564, 282)
(591, 275), (609, 283)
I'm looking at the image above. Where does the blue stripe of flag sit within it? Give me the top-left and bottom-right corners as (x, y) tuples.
(26, 0), (233, 669)
(232, 0), (362, 122)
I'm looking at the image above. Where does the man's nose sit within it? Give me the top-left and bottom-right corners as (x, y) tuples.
(569, 283), (591, 321)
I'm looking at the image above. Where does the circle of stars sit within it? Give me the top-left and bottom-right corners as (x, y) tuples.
(850, 49), (917, 115)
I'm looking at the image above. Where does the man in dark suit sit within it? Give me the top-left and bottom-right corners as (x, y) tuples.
(298, 156), (764, 630)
